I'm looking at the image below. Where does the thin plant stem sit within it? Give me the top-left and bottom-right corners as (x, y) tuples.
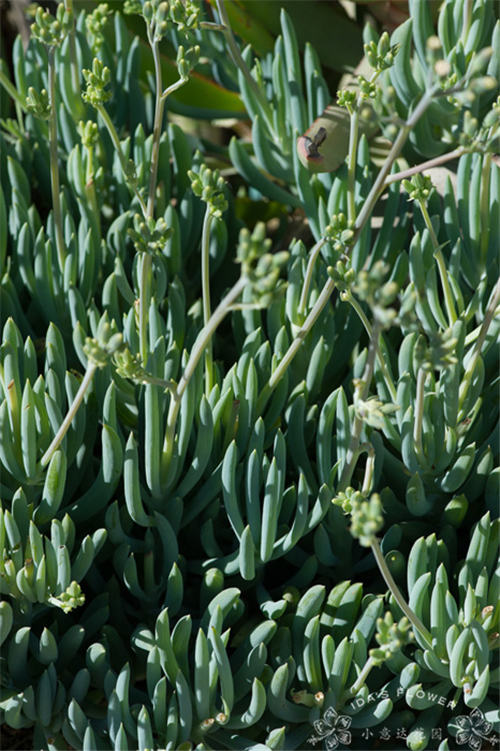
(347, 108), (359, 224)
(355, 88), (438, 236)
(418, 199), (457, 325)
(346, 656), (376, 698)
(215, 0), (275, 138)
(338, 318), (381, 491)
(163, 276), (247, 470)
(64, 0), (81, 114)
(361, 444), (376, 495)
(341, 289), (397, 402)
(41, 364), (97, 467)
(265, 276), (336, 396)
(139, 253), (152, 366)
(201, 208), (214, 395)
(84, 144), (100, 235)
(161, 76), (188, 100)
(385, 147), (466, 185)
(48, 49), (66, 273)
(147, 38), (166, 218)
(96, 103), (148, 217)
(298, 238), (326, 317)
(371, 536), (433, 649)
(459, 275), (500, 414)
(413, 367), (426, 463)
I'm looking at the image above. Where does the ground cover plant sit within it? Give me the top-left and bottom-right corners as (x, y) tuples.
(0, 0), (499, 749)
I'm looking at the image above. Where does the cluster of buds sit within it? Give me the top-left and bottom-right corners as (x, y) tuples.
(353, 261), (400, 328)
(128, 213), (172, 255)
(188, 161), (228, 218)
(325, 213), (355, 255)
(25, 86), (50, 119)
(113, 346), (175, 391)
(143, 0), (200, 42)
(337, 88), (357, 112)
(30, 3), (73, 48)
(85, 2), (111, 54)
(402, 173), (434, 203)
(352, 392), (399, 431)
(83, 320), (124, 369)
(77, 120), (99, 150)
(357, 75), (379, 101)
(236, 223), (288, 307)
(370, 613), (414, 665)
(365, 32), (399, 73)
(48, 581), (85, 613)
(332, 486), (367, 514)
(349, 492), (384, 547)
(176, 43), (201, 81)
(82, 58), (111, 107)
(327, 257), (356, 292)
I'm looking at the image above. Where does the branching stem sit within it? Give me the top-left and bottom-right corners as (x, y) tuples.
(96, 103), (148, 216)
(147, 38), (166, 218)
(163, 276), (247, 470)
(41, 364), (97, 468)
(385, 147), (466, 185)
(370, 536), (433, 649)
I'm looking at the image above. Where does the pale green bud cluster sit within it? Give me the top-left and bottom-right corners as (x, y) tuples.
(236, 222), (272, 272)
(327, 257), (356, 291)
(77, 120), (99, 149)
(82, 58), (111, 106)
(353, 261), (399, 327)
(85, 2), (111, 53)
(352, 393), (399, 431)
(128, 213), (172, 255)
(370, 613), (414, 665)
(325, 213), (355, 253)
(123, 0), (142, 13)
(188, 161), (228, 218)
(403, 174), (434, 203)
(25, 86), (50, 119)
(143, 0), (200, 42)
(349, 492), (384, 547)
(336, 88), (356, 111)
(83, 322), (124, 369)
(176, 43), (201, 80)
(47, 581), (85, 613)
(236, 223), (288, 306)
(30, 3), (73, 48)
(332, 486), (366, 514)
(357, 75), (379, 101)
(365, 32), (399, 73)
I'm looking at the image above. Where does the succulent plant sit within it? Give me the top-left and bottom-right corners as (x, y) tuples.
(0, 0), (498, 749)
